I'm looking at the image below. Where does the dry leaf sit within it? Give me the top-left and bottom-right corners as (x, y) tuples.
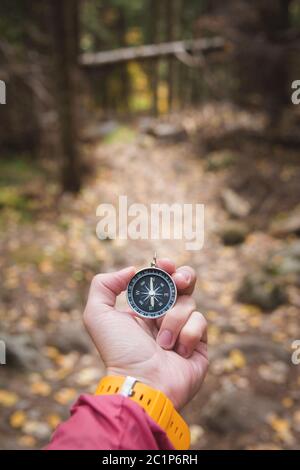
(74, 367), (100, 387)
(0, 390), (19, 407)
(229, 349), (246, 369)
(23, 421), (51, 440)
(190, 424), (204, 445)
(18, 435), (37, 448)
(10, 410), (26, 428)
(30, 381), (52, 397)
(46, 414), (61, 430)
(54, 387), (76, 405)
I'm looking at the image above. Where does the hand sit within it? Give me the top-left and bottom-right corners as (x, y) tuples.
(83, 259), (208, 410)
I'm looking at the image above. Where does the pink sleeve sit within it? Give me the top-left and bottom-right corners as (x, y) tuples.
(45, 394), (174, 450)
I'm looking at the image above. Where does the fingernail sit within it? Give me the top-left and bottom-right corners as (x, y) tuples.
(157, 329), (173, 348)
(178, 271), (191, 283)
(177, 344), (188, 357)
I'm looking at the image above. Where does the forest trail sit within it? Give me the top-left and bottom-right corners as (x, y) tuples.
(0, 103), (299, 449)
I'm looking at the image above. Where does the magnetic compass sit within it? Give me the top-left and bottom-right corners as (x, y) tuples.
(127, 253), (177, 319)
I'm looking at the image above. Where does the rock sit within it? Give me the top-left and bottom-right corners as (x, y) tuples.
(266, 241), (300, 278)
(270, 205), (300, 236)
(58, 293), (79, 312)
(258, 361), (289, 384)
(48, 322), (92, 354)
(210, 336), (291, 363)
(138, 117), (156, 133)
(147, 122), (187, 143)
(219, 220), (249, 245)
(0, 333), (50, 371)
(23, 421), (51, 440)
(203, 386), (281, 434)
(237, 271), (287, 311)
(205, 150), (238, 172)
(81, 120), (119, 142)
(221, 188), (251, 218)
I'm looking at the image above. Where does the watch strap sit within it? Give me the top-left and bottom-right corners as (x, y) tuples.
(95, 375), (190, 450)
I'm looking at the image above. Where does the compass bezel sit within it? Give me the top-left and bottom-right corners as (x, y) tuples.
(126, 267), (177, 319)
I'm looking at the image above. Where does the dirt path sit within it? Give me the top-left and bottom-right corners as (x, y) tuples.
(0, 104), (299, 449)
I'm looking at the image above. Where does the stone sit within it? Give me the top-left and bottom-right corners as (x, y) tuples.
(203, 386), (281, 434)
(210, 335), (291, 363)
(237, 271), (287, 311)
(221, 188), (251, 218)
(266, 241), (300, 278)
(147, 122), (187, 143)
(81, 120), (119, 142)
(205, 150), (238, 172)
(270, 204), (300, 236)
(48, 322), (92, 354)
(0, 333), (50, 371)
(219, 220), (249, 245)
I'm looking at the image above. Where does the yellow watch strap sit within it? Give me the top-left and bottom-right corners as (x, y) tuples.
(95, 375), (190, 450)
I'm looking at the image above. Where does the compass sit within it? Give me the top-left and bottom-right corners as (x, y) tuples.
(126, 253), (177, 319)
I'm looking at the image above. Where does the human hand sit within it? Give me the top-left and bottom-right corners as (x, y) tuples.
(83, 259), (208, 410)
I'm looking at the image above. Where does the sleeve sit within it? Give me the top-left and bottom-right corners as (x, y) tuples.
(45, 394), (174, 450)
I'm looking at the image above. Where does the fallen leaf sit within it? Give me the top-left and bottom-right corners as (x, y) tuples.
(23, 421), (51, 440)
(54, 387), (76, 405)
(229, 349), (246, 369)
(18, 435), (37, 448)
(74, 367), (100, 387)
(10, 410), (27, 428)
(0, 390), (19, 407)
(46, 414), (61, 430)
(30, 381), (52, 397)
(190, 424), (204, 445)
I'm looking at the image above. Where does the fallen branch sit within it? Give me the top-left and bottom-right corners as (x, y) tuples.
(80, 37), (225, 67)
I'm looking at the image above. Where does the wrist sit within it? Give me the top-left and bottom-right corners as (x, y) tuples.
(95, 374), (190, 450)
(106, 367), (172, 406)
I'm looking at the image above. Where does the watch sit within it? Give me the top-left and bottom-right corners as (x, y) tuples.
(95, 375), (190, 450)
(126, 253), (177, 319)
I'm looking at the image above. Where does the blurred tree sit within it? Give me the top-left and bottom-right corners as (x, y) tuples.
(50, 0), (81, 193)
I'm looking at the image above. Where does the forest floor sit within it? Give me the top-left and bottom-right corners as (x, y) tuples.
(0, 102), (300, 449)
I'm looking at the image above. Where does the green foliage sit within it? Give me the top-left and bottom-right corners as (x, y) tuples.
(103, 125), (136, 144)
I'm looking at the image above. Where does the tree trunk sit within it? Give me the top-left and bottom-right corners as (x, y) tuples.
(50, 0), (81, 193)
(148, 0), (160, 115)
(166, 0), (175, 111)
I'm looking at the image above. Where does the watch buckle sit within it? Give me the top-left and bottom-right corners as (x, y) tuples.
(119, 376), (137, 397)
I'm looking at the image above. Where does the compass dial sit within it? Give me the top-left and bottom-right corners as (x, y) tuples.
(127, 268), (177, 319)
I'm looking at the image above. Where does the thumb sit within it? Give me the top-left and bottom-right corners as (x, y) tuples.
(88, 266), (136, 309)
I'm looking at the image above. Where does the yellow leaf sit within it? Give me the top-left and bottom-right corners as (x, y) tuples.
(75, 367), (100, 387)
(248, 316), (262, 328)
(282, 397), (293, 408)
(39, 259), (53, 274)
(43, 346), (61, 360)
(229, 349), (246, 369)
(269, 415), (289, 433)
(18, 435), (37, 448)
(293, 410), (300, 424)
(54, 388), (76, 405)
(267, 413), (294, 443)
(10, 410), (26, 428)
(30, 381), (51, 397)
(46, 414), (61, 430)
(0, 390), (19, 407)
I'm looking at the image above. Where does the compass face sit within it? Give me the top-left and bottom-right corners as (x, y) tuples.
(127, 268), (177, 319)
